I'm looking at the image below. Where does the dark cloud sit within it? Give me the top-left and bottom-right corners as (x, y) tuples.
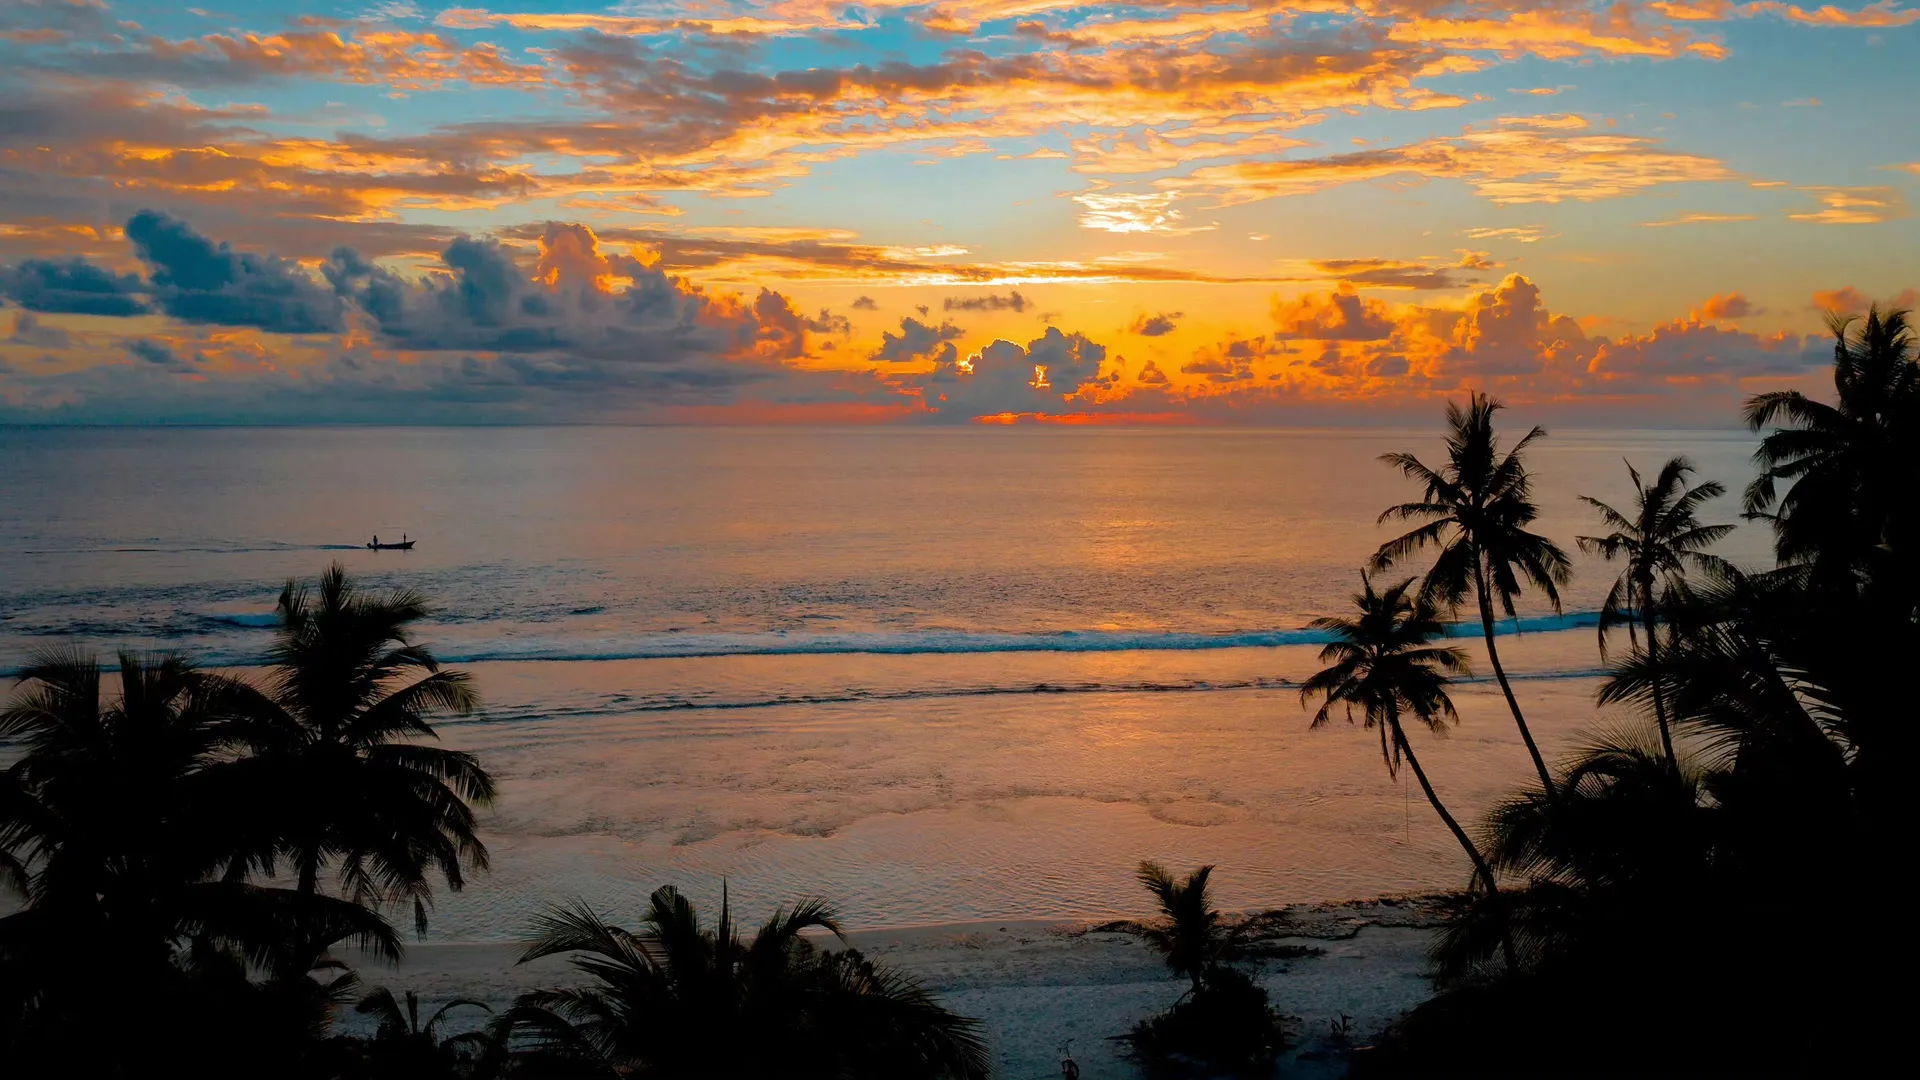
(806, 308), (852, 335)
(122, 338), (203, 369)
(871, 316), (965, 364)
(943, 291), (1030, 313)
(6, 311), (71, 349)
(1310, 256), (1489, 291)
(1272, 288), (1394, 341)
(851, 296), (879, 310)
(0, 257), (148, 315)
(1138, 358), (1169, 384)
(1128, 311), (1181, 336)
(126, 211), (345, 333)
(322, 222), (816, 397)
(918, 326), (1108, 418)
(1588, 321), (1825, 380)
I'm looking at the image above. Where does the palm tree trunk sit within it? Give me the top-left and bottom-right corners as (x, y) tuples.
(1641, 575), (1677, 769)
(1389, 717), (1518, 974)
(298, 849), (319, 895)
(1475, 558), (1556, 798)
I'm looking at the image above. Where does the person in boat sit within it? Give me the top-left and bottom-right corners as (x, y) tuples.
(372, 534), (379, 548)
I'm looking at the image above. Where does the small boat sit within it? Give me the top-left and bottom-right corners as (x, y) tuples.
(367, 534), (415, 551)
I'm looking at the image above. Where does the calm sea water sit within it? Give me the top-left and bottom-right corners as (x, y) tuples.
(0, 426), (1768, 936)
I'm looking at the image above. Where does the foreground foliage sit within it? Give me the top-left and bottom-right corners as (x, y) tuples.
(1356, 307), (1915, 1076)
(492, 884), (991, 1079)
(1115, 862), (1287, 1075)
(0, 566), (491, 1078)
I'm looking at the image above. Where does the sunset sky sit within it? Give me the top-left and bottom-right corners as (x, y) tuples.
(0, 0), (1915, 424)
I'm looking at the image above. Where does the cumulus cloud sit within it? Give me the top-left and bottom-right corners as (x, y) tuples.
(1128, 311), (1182, 336)
(1138, 358), (1169, 384)
(918, 326), (1108, 418)
(1693, 292), (1759, 320)
(943, 291), (1031, 312)
(0, 258), (149, 316)
(1272, 287), (1396, 341)
(807, 309), (852, 335)
(126, 211), (345, 334)
(1812, 285), (1920, 314)
(871, 316), (965, 365)
(851, 296), (879, 310)
(1588, 320), (1826, 380)
(321, 222), (817, 391)
(1445, 275), (1592, 376)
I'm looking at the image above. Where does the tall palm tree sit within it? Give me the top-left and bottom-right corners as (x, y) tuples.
(1577, 457), (1735, 766)
(1301, 574), (1516, 972)
(234, 564), (493, 931)
(1744, 305), (1916, 580)
(1374, 392), (1572, 797)
(494, 884), (990, 1079)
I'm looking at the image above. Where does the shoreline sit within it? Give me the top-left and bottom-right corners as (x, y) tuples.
(347, 895), (1456, 1079)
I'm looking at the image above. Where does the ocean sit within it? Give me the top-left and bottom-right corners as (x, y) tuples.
(0, 425), (1769, 938)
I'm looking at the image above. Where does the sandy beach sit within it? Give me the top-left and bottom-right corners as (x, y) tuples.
(346, 896), (1451, 1079)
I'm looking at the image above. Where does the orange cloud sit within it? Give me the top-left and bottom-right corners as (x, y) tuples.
(1159, 115), (1734, 207)
(1788, 186), (1910, 224)
(1813, 286), (1920, 313)
(1641, 212), (1758, 226)
(1692, 292), (1758, 320)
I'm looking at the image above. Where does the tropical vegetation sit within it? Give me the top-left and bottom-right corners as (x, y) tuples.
(1112, 862), (1287, 1074)
(491, 884), (990, 1079)
(1348, 305), (1914, 1075)
(4, 301), (1911, 1076)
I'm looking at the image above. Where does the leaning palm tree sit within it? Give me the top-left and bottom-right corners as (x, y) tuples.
(493, 884), (989, 1079)
(1577, 457), (1735, 766)
(231, 564), (493, 932)
(1744, 305), (1916, 578)
(1373, 392), (1572, 797)
(1302, 575), (1517, 972)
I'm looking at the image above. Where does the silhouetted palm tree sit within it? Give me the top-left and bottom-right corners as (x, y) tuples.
(233, 564), (493, 931)
(1302, 576), (1517, 972)
(1433, 726), (1713, 981)
(1373, 393), (1572, 797)
(1128, 861), (1251, 996)
(494, 884), (989, 1079)
(1577, 457), (1735, 765)
(0, 650), (398, 1074)
(355, 987), (489, 1079)
(1745, 305), (1916, 581)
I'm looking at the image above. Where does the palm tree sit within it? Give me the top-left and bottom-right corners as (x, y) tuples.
(1373, 393), (1573, 797)
(1744, 305), (1916, 580)
(1432, 726), (1714, 982)
(1129, 862), (1243, 996)
(354, 987), (489, 1079)
(1117, 863), (1286, 1069)
(1577, 457), (1735, 766)
(493, 884), (989, 1079)
(1302, 575), (1519, 972)
(0, 650), (399, 1073)
(234, 564), (493, 931)
(1302, 576), (1499, 898)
